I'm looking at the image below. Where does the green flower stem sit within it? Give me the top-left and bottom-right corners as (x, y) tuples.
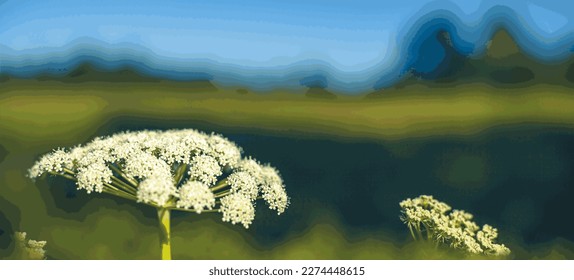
(169, 207), (220, 213)
(108, 164), (139, 187)
(426, 227), (433, 241)
(54, 173), (76, 181)
(51, 171), (138, 202)
(173, 164), (188, 186)
(62, 168), (76, 175)
(104, 182), (137, 198)
(408, 224), (417, 241)
(415, 224), (424, 240)
(57, 169), (138, 198)
(157, 208), (171, 260)
(110, 176), (137, 195)
(214, 189), (231, 198)
(102, 189), (134, 201)
(102, 185), (137, 202)
(210, 179), (229, 192)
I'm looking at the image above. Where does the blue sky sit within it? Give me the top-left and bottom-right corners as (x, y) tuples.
(0, 0), (573, 91)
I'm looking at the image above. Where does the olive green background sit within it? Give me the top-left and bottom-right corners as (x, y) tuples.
(1, 76), (574, 259)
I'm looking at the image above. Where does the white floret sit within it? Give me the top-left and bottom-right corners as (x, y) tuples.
(227, 171), (259, 200)
(207, 134), (242, 168)
(261, 165), (283, 186)
(188, 155), (222, 186)
(137, 174), (177, 207)
(123, 151), (172, 179)
(262, 182), (289, 214)
(238, 158), (264, 181)
(28, 149), (72, 178)
(176, 181), (215, 213)
(156, 131), (192, 165)
(75, 162), (113, 193)
(219, 193), (255, 229)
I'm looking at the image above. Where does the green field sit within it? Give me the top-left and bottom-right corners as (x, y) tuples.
(2, 80), (574, 146)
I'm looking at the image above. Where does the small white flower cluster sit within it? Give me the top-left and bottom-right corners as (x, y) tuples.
(237, 158), (290, 214)
(176, 181), (215, 213)
(138, 175), (177, 207)
(476, 224), (511, 256)
(400, 195), (511, 257)
(189, 155), (222, 186)
(219, 193), (256, 228)
(15, 232), (47, 260)
(29, 129), (289, 228)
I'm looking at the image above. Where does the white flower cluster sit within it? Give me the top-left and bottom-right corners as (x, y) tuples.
(476, 224), (511, 256)
(176, 181), (215, 213)
(219, 193), (256, 228)
(29, 129), (289, 228)
(15, 232), (47, 260)
(237, 158), (290, 214)
(400, 195), (511, 257)
(138, 175), (177, 207)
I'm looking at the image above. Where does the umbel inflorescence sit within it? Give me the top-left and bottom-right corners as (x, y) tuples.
(400, 195), (510, 257)
(29, 129), (289, 259)
(29, 129), (289, 227)
(15, 232), (47, 260)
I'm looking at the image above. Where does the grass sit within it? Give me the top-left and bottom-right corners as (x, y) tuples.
(1, 80), (574, 149)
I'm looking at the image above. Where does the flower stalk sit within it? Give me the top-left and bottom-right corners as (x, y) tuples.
(157, 208), (171, 260)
